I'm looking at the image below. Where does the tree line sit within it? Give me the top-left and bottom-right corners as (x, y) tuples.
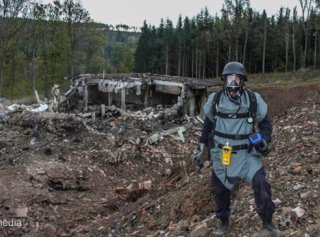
(1, 0), (319, 99)
(134, 0), (320, 79)
(0, 0), (137, 99)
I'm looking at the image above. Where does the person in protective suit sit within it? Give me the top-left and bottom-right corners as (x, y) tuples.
(192, 62), (283, 236)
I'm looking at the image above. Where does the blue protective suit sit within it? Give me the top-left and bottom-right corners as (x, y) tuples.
(200, 90), (272, 190)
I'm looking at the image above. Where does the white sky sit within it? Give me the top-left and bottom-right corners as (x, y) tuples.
(41, 0), (301, 27)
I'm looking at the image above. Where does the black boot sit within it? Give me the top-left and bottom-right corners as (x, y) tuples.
(263, 222), (284, 237)
(212, 220), (229, 236)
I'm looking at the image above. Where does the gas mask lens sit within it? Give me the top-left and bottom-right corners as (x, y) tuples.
(226, 75), (241, 88)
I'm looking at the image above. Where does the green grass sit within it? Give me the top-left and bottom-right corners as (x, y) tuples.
(2, 76), (70, 103)
(248, 69), (320, 86)
(4, 69), (320, 103)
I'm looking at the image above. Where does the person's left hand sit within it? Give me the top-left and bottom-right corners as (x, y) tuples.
(256, 139), (269, 155)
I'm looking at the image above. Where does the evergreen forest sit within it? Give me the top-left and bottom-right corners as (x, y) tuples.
(135, 0), (320, 79)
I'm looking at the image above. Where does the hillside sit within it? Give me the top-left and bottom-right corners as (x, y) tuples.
(0, 83), (319, 236)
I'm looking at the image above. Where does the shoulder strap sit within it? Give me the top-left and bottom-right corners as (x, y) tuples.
(212, 90), (223, 119)
(209, 90), (223, 147)
(245, 89), (257, 119)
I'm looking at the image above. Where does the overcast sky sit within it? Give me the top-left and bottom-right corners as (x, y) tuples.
(41, 0), (300, 27)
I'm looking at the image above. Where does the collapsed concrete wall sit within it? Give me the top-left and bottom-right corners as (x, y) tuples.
(57, 73), (220, 118)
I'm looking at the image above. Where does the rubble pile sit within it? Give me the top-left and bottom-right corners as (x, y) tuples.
(269, 93), (320, 236)
(0, 98), (203, 236)
(0, 85), (319, 237)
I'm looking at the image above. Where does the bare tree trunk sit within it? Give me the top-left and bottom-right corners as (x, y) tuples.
(42, 37), (49, 98)
(262, 16), (267, 74)
(0, 61), (3, 98)
(274, 50), (278, 71)
(304, 32), (308, 67)
(228, 44), (231, 62)
(299, 0), (312, 68)
(181, 50), (185, 77)
(182, 50), (186, 77)
(188, 55), (191, 77)
(314, 15), (318, 69)
(243, 29), (248, 65)
(191, 49), (194, 78)
(314, 35), (318, 69)
(292, 24), (297, 71)
(165, 44), (169, 75)
(68, 21), (73, 77)
(195, 47), (198, 79)
(235, 39), (239, 62)
(216, 40), (219, 79)
(285, 9), (290, 72)
(285, 34), (289, 72)
(203, 52), (206, 78)
(32, 47), (36, 93)
(301, 47), (304, 68)
(198, 51), (200, 79)
(185, 54), (188, 77)
(10, 57), (16, 101)
(199, 50), (201, 79)
(177, 48), (181, 76)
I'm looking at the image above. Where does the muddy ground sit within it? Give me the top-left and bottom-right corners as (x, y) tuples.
(0, 84), (320, 237)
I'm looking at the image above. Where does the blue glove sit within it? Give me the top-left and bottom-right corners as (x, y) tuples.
(192, 143), (206, 169)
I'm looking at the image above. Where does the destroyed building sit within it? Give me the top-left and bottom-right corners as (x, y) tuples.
(58, 74), (220, 118)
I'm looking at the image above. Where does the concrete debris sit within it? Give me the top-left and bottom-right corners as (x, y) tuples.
(14, 207), (29, 217)
(292, 206), (305, 218)
(7, 103), (48, 113)
(139, 180), (152, 190)
(273, 198), (282, 207)
(30, 104), (48, 112)
(30, 136), (37, 145)
(0, 98), (10, 119)
(293, 183), (305, 190)
(51, 84), (66, 112)
(188, 223), (210, 237)
(44, 223), (57, 235)
(280, 207), (294, 226)
(279, 205), (306, 225)
(115, 180), (152, 202)
(147, 124), (192, 145)
(7, 104), (30, 111)
(300, 191), (312, 199)
(176, 219), (189, 231)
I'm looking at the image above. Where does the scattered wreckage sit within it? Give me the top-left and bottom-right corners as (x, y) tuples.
(3, 74), (219, 119)
(1, 73), (219, 144)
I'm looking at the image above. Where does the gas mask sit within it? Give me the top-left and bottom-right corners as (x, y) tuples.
(225, 74), (243, 100)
